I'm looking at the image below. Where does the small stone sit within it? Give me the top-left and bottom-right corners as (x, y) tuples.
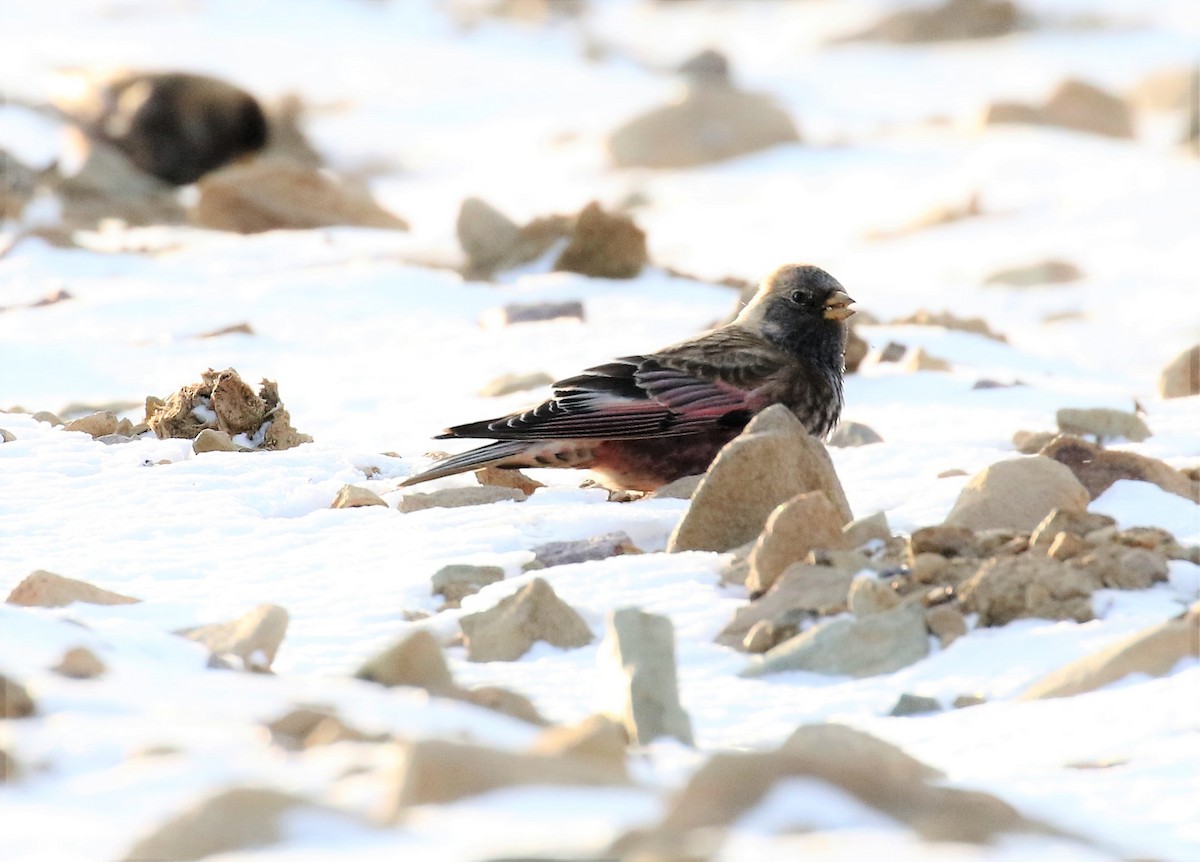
(669, 406), (853, 553)
(599, 607), (693, 745)
(893, 309), (1005, 341)
(1042, 79), (1135, 139)
(844, 328), (868, 373)
(1046, 532), (1085, 560)
(1040, 435), (1199, 502)
(747, 491), (850, 593)
(890, 693), (942, 716)
(1074, 546), (1168, 590)
(473, 466), (544, 496)
(458, 686), (548, 726)
(431, 564), (504, 607)
(938, 468), (968, 478)
(355, 629), (456, 694)
(64, 411), (119, 437)
(553, 202), (648, 280)
(330, 484), (387, 509)
(840, 0), (1018, 44)
(531, 714), (628, 771)
(878, 341), (907, 363)
(192, 428), (243, 453)
(266, 707), (337, 748)
(649, 474), (704, 500)
(1056, 407), (1151, 443)
(743, 604), (930, 678)
(0, 675), (35, 718)
(52, 646), (106, 679)
(983, 260), (1083, 288)
(460, 578), (592, 662)
(7, 570), (140, 608)
(1159, 345), (1200, 399)
(0, 428), (14, 442)
(959, 556), (1097, 626)
(398, 486), (526, 513)
(457, 197), (521, 276)
(828, 421), (883, 447)
(910, 525), (977, 557)
(909, 552), (950, 584)
(843, 511), (891, 549)
(179, 605), (289, 671)
(527, 531), (641, 570)
(1029, 508), (1118, 547)
(742, 620), (782, 653)
(944, 456), (1090, 532)
(1115, 526), (1176, 550)
(904, 347), (952, 372)
(303, 715), (387, 748)
(718, 564), (854, 648)
(487, 301), (585, 327)
(848, 575), (900, 617)
(953, 694), (987, 708)
(0, 749), (18, 782)
(31, 411), (62, 426)
(1013, 429), (1057, 454)
(478, 371), (555, 398)
(925, 604), (968, 647)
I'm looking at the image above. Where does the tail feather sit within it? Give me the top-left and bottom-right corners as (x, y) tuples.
(401, 440), (531, 487)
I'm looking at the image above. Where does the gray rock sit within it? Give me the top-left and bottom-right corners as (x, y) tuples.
(1056, 407), (1151, 443)
(890, 693), (943, 716)
(490, 301), (585, 326)
(878, 341), (906, 362)
(460, 578), (592, 662)
(843, 511), (891, 549)
(649, 473), (704, 500)
(600, 608), (693, 745)
(398, 486), (526, 513)
(717, 563), (854, 648)
(848, 575), (900, 617)
(527, 531), (641, 570)
(457, 197), (521, 275)
(179, 604), (289, 671)
(431, 564), (505, 606)
(743, 604), (930, 678)
(828, 421), (883, 447)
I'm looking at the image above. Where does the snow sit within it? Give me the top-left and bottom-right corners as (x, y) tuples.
(2, 0), (1199, 860)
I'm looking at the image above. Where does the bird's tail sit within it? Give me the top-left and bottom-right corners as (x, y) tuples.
(400, 440), (531, 487)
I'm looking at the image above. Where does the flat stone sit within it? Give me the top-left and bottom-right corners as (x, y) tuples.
(7, 570), (140, 608)
(944, 456), (1090, 532)
(1056, 407), (1151, 443)
(473, 465), (544, 495)
(457, 196), (521, 275)
(179, 604), (289, 671)
(1042, 79), (1134, 139)
(354, 629), (457, 695)
(330, 484), (388, 508)
(0, 428), (14, 443)
(599, 607), (693, 745)
(531, 714), (628, 772)
(648, 474), (704, 500)
(1013, 429), (1057, 454)
(840, 0), (1018, 44)
(490, 301), (585, 326)
(983, 260), (1083, 287)
(743, 604), (930, 678)
(460, 578), (592, 662)
(31, 410), (62, 426)
(890, 693), (943, 716)
(265, 706), (338, 748)
(431, 564), (504, 607)
(458, 685), (548, 726)
(398, 486), (526, 513)
(527, 531), (641, 570)
(747, 492), (850, 593)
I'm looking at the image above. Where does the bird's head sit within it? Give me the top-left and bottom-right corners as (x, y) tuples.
(735, 264), (855, 355)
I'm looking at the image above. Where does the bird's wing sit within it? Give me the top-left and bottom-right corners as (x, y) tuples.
(440, 328), (788, 441)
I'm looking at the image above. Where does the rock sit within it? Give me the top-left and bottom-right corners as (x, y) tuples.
(1158, 345), (1200, 398)
(1039, 435), (1199, 502)
(925, 604), (968, 647)
(193, 160), (409, 233)
(179, 604), (289, 671)
(265, 706), (337, 748)
(0, 429), (14, 442)
(677, 48), (731, 84)
(1056, 407), (1151, 443)
(840, 0), (1018, 43)
(354, 629), (456, 695)
(746, 492), (850, 593)
(983, 260), (1082, 287)
(488, 300), (585, 326)
(149, 368), (310, 449)
(848, 575), (900, 617)
(718, 564), (852, 648)
(51, 136), (186, 228)
(458, 686), (548, 726)
(0, 675), (35, 718)
(473, 465), (544, 495)
(1013, 429), (1057, 454)
(878, 341), (907, 363)
(457, 197), (522, 276)
(668, 405), (852, 553)
(910, 525), (977, 557)
(938, 468), (969, 478)
(386, 738), (626, 816)
(959, 556), (1098, 626)
(431, 564), (505, 607)
(1030, 508), (1117, 547)
(1130, 67), (1195, 112)
(890, 693), (942, 716)
(1046, 532), (1085, 560)
(828, 421), (883, 447)
(0, 149), (37, 220)
(892, 309), (1006, 341)
(1074, 545), (1168, 590)
(192, 428), (244, 453)
(1021, 605), (1200, 699)
(743, 604), (930, 678)
(63, 411), (119, 437)
(649, 474), (704, 500)
(478, 371), (555, 397)
(119, 787), (349, 862)
(904, 347), (952, 372)
(526, 532), (641, 571)
(1042, 79), (1134, 139)
(844, 327), (869, 373)
(303, 715), (387, 748)
(31, 410), (63, 426)
(330, 484), (388, 509)
(531, 714), (628, 772)
(460, 578), (592, 662)
(954, 694), (987, 708)
(608, 82), (799, 169)
(909, 552), (950, 584)
(741, 620), (788, 653)
(944, 456), (1090, 532)
(599, 608), (693, 745)
(552, 202), (647, 279)
(0, 749), (18, 783)
(6, 570), (139, 608)
(843, 511), (891, 549)
(398, 486), (526, 513)
(52, 646), (106, 679)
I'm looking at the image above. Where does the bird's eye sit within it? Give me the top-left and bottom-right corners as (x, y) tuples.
(789, 290), (810, 306)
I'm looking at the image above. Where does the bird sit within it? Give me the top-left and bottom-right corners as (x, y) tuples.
(402, 264), (855, 492)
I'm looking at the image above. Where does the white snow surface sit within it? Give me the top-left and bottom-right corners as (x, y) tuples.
(1, 1), (1199, 860)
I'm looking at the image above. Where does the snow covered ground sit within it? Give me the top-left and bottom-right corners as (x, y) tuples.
(1, 1), (1198, 860)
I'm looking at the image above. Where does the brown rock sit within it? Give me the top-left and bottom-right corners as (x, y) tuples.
(1042, 79), (1134, 139)
(1158, 345), (1200, 399)
(608, 83), (799, 169)
(398, 486), (526, 513)
(1030, 508), (1117, 547)
(668, 405), (852, 553)
(478, 371), (555, 397)
(848, 576), (900, 617)
(925, 605), (968, 647)
(1021, 606), (1200, 699)
(0, 675), (35, 718)
(149, 369), (310, 449)
(387, 738), (626, 816)
(840, 0), (1018, 44)
(192, 428), (244, 453)
(330, 484), (387, 509)
(892, 309), (1006, 341)
(531, 714), (628, 771)
(746, 492), (850, 593)
(878, 341), (907, 362)
(354, 629), (456, 695)
(1074, 545), (1168, 590)
(431, 564), (505, 607)
(527, 531), (641, 570)
(910, 524), (977, 557)
(959, 556), (1098, 626)
(904, 347), (952, 372)
(944, 456), (1090, 532)
(458, 685), (548, 726)
(741, 620), (790, 653)
(193, 160), (409, 233)
(0, 429), (14, 443)
(303, 715), (387, 748)
(719, 564), (852, 649)
(1130, 67), (1195, 112)
(7, 570), (139, 608)
(1013, 429), (1057, 454)
(844, 327), (868, 374)
(179, 604), (289, 671)
(64, 411), (119, 437)
(1039, 435), (1199, 502)
(983, 259), (1082, 287)
(0, 749), (18, 783)
(52, 646), (106, 679)
(31, 410), (63, 426)
(843, 511), (891, 549)
(1057, 407), (1150, 443)
(1046, 532), (1085, 560)
(459, 578), (592, 662)
(552, 202), (647, 280)
(474, 465), (544, 495)
(265, 706), (337, 748)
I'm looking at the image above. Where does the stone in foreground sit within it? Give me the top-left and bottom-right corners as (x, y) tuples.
(459, 578), (592, 662)
(599, 607), (694, 745)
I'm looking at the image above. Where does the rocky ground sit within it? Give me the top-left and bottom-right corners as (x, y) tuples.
(1, 1), (1199, 860)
